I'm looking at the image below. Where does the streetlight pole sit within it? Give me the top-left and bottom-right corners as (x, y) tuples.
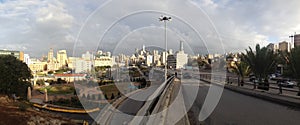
(289, 34), (294, 50)
(289, 33), (296, 49)
(159, 15), (171, 82)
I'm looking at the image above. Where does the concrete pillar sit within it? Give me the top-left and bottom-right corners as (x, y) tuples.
(44, 89), (48, 102)
(27, 87), (31, 100)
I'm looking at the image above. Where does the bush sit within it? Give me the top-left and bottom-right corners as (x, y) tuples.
(48, 71), (54, 74)
(104, 94), (108, 100)
(36, 79), (45, 86)
(111, 93), (115, 100)
(18, 102), (29, 111)
(91, 94), (96, 100)
(87, 94), (91, 100)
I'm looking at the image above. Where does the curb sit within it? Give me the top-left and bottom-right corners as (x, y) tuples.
(32, 103), (100, 113)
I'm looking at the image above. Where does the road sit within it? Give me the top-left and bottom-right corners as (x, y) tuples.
(184, 80), (300, 125)
(100, 69), (300, 125)
(108, 70), (166, 125)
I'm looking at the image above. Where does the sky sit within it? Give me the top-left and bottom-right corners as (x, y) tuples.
(0, 0), (300, 57)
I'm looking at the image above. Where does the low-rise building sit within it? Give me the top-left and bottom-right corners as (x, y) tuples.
(94, 56), (113, 67)
(29, 59), (47, 72)
(54, 74), (86, 82)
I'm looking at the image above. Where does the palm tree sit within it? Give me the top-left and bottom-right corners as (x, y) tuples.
(232, 61), (251, 86)
(242, 44), (277, 89)
(282, 47), (300, 96)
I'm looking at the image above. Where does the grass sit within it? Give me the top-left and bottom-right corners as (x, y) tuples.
(38, 85), (75, 94)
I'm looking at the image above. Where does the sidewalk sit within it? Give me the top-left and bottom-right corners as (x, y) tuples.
(202, 77), (300, 108)
(225, 84), (300, 108)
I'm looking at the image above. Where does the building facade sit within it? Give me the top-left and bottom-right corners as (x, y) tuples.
(75, 58), (92, 73)
(175, 41), (188, 69)
(0, 49), (24, 61)
(29, 59), (47, 72)
(94, 56), (113, 67)
(294, 34), (300, 47)
(57, 50), (68, 67)
(279, 41), (289, 52)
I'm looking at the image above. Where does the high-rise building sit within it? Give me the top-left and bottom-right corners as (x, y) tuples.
(176, 41), (188, 69)
(75, 58), (92, 73)
(161, 52), (167, 65)
(0, 49), (24, 61)
(82, 51), (93, 61)
(48, 48), (54, 63)
(146, 55), (153, 66)
(153, 50), (161, 66)
(68, 57), (78, 70)
(180, 40), (184, 51)
(294, 34), (300, 47)
(24, 54), (31, 65)
(278, 41), (289, 52)
(167, 55), (176, 69)
(57, 50), (68, 67)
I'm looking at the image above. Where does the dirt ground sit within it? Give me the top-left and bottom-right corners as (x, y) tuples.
(0, 95), (76, 125)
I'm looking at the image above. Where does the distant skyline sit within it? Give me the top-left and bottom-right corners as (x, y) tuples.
(1, 0), (300, 57)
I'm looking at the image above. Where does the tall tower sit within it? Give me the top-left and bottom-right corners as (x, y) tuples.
(57, 50), (68, 67)
(294, 34), (300, 47)
(48, 48), (54, 63)
(142, 45), (145, 52)
(180, 41), (184, 51)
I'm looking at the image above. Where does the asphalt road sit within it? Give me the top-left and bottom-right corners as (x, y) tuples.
(184, 81), (300, 125)
(101, 69), (300, 125)
(108, 75), (166, 125)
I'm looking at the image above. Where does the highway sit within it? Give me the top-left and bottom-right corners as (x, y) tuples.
(103, 68), (168, 125)
(98, 69), (300, 125)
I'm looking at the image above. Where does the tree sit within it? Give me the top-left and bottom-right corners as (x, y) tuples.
(282, 47), (300, 96)
(0, 55), (32, 98)
(242, 44), (277, 89)
(110, 93), (115, 100)
(104, 94), (108, 100)
(232, 61), (251, 86)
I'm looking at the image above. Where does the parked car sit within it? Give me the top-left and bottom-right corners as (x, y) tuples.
(277, 80), (295, 88)
(249, 75), (256, 82)
(183, 73), (192, 79)
(269, 74), (276, 80)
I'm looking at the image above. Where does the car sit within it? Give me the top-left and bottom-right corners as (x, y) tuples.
(249, 75), (256, 82)
(183, 73), (192, 79)
(269, 74), (276, 80)
(278, 80), (295, 88)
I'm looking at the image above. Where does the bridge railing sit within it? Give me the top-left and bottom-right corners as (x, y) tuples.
(129, 75), (175, 125)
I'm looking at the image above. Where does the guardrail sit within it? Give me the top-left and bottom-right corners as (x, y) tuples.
(129, 75), (175, 125)
(94, 88), (144, 125)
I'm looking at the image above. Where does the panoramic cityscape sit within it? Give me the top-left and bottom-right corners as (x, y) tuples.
(1, 0), (300, 125)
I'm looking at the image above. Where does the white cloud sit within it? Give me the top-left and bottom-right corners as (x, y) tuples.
(0, 0), (300, 57)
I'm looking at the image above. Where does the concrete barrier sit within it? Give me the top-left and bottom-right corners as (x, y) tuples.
(32, 103), (100, 114)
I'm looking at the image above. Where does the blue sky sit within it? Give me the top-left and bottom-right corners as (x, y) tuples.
(0, 0), (299, 57)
